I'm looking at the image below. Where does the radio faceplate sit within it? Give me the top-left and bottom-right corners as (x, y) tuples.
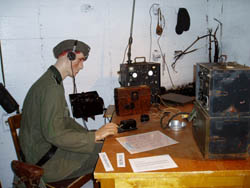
(119, 62), (160, 103)
(195, 62), (250, 117)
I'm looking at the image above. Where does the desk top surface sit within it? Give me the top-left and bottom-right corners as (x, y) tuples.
(94, 104), (250, 178)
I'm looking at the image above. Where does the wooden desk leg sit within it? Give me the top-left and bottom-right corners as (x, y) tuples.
(243, 175), (250, 188)
(99, 179), (114, 188)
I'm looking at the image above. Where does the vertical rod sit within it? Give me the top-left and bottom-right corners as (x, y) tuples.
(0, 41), (6, 87)
(127, 0), (136, 64)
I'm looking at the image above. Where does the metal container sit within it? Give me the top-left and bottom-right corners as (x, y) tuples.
(193, 101), (250, 159)
(195, 62), (250, 117)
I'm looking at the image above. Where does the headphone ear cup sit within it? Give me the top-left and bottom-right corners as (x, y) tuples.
(67, 52), (76, 61)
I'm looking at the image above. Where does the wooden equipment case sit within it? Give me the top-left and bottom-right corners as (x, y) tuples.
(114, 85), (151, 116)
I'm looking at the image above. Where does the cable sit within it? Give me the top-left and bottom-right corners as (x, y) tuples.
(148, 3), (159, 62)
(0, 40), (6, 87)
(109, 110), (115, 123)
(149, 4), (175, 88)
(150, 6), (175, 88)
(70, 61), (77, 94)
(121, 43), (129, 64)
(103, 106), (115, 124)
(157, 35), (175, 88)
(82, 118), (89, 130)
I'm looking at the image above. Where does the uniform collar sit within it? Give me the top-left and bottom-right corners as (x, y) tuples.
(49, 65), (62, 84)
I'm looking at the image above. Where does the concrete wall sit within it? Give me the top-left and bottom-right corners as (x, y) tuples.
(1, 0), (250, 187)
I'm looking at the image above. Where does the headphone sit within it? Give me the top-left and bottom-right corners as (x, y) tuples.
(67, 40), (78, 61)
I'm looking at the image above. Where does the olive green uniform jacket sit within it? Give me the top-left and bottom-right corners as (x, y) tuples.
(19, 66), (102, 183)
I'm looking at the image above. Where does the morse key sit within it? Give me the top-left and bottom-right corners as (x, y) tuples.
(118, 119), (137, 133)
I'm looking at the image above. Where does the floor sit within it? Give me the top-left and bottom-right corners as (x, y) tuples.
(82, 180), (94, 188)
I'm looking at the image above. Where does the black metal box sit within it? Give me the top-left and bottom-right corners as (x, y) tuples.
(193, 102), (249, 159)
(119, 57), (160, 103)
(195, 62), (250, 117)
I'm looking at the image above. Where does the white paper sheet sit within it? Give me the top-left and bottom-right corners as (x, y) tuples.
(99, 152), (114, 171)
(117, 153), (126, 167)
(116, 130), (178, 154)
(129, 154), (178, 172)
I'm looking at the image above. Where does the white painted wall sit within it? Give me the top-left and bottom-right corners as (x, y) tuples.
(1, 0), (250, 187)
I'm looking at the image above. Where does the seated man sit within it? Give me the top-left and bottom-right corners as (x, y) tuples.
(19, 39), (117, 183)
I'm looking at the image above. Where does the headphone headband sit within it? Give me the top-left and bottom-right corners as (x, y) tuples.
(72, 40), (78, 52)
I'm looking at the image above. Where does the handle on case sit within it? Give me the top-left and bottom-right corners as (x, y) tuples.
(134, 57), (146, 63)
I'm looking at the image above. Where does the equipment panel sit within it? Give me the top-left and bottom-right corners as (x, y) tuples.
(119, 61), (160, 103)
(195, 62), (250, 117)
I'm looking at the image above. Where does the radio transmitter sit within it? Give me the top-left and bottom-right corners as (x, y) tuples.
(195, 62), (250, 117)
(119, 57), (160, 103)
(193, 101), (249, 159)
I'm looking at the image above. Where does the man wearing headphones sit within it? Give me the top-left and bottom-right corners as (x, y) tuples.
(19, 39), (118, 183)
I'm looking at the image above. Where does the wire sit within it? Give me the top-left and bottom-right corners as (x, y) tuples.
(148, 3), (159, 62)
(109, 110), (115, 122)
(121, 43), (129, 64)
(70, 61), (77, 94)
(103, 106), (115, 124)
(149, 4), (175, 88)
(82, 119), (89, 130)
(0, 40), (6, 87)
(157, 34), (175, 88)
(149, 4), (153, 61)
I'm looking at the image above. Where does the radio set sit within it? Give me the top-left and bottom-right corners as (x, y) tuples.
(193, 62), (250, 159)
(119, 57), (160, 103)
(195, 62), (250, 117)
(193, 101), (249, 159)
(114, 85), (151, 116)
(69, 91), (104, 121)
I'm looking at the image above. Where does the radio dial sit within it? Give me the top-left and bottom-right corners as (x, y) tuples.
(132, 72), (138, 78)
(148, 70), (153, 76)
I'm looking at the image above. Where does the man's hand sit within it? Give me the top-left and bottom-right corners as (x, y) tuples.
(95, 122), (118, 142)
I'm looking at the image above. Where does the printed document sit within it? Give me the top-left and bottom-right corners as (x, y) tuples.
(129, 154), (178, 172)
(116, 130), (178, 154)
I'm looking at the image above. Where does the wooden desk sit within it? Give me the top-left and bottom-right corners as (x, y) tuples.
(94, 104), (250, 188)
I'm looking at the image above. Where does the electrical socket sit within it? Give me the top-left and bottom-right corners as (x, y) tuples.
(152, 4), (160, 15)
(152, 50), (161, 61)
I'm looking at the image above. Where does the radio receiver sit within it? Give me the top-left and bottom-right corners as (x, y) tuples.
(118, 0), (161, 103)
(119, 57), (160, 103)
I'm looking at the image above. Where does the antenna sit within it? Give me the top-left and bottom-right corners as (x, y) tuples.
(127, 0), (136, 64)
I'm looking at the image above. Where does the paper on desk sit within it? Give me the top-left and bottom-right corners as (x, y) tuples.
(129, 154), (178, 172)
(116, 130), (178, 154)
